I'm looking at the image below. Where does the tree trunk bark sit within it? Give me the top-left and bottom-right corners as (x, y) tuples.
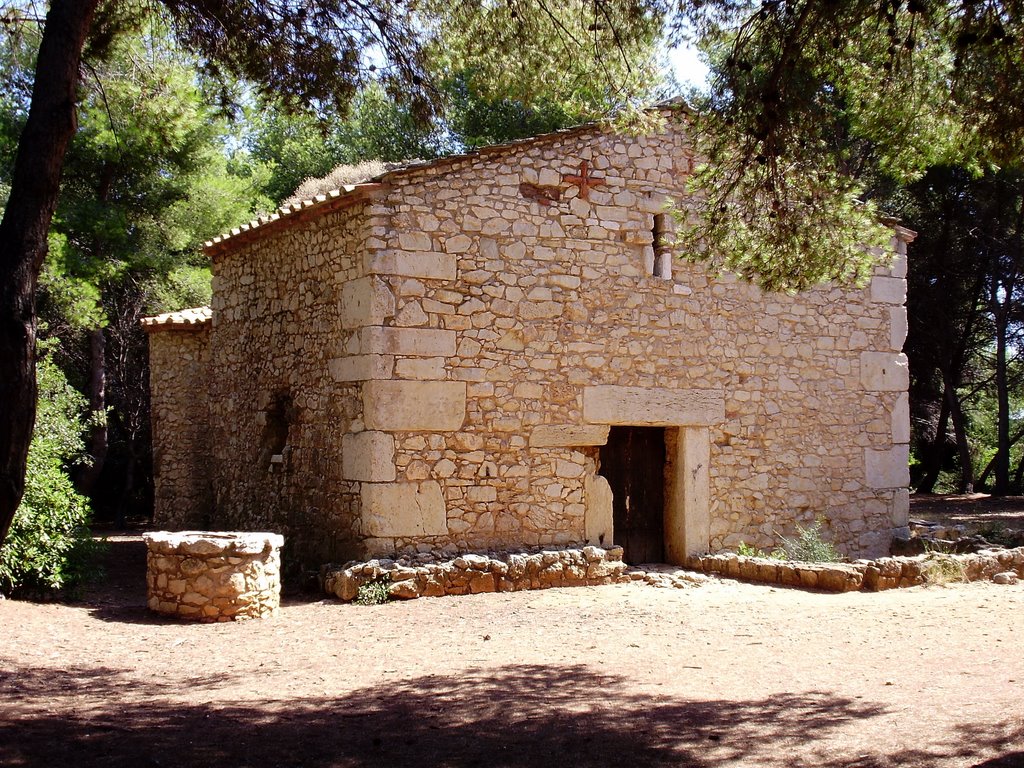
(942, 368), (974, 494)
(76, 327), (108, 496)
(0, 0), (98, 545)
(993, 311), (1012, 494)
(915, 391), (951, 494)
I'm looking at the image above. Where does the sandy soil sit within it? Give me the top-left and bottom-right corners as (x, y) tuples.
(1, 525), (1023, 768)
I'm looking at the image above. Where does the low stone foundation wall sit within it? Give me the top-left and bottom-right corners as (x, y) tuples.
(145, 531), (283, 621)
(684, 547), (1024, 592)
(323, 545), (638, 601)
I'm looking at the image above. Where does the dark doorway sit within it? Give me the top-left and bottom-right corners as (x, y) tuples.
(599, 426), (666, 564)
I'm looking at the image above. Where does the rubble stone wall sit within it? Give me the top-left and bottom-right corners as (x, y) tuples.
(148, 328), (212, 529)
(686, 547), (1024, 591)
(323, 545), (630, 602)
(206, 202), (371, 567)
(145, 531), (282, 621)
(149, 112), (911, 567)
(351, 112), (910, 560)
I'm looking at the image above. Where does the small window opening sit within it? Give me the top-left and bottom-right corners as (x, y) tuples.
(261, 390), (296, 469)
(652, 213), (673, 280)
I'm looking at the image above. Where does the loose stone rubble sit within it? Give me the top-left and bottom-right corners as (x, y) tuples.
(891, 519), (1024, 554)
(145, 531), (283, 621)
(685, 545), (1024, 592)
(322, 545), (703, 602)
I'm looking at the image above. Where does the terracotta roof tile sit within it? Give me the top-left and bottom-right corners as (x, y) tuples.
(141, 306), (212, 332)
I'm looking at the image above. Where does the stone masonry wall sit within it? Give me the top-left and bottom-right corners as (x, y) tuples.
(345, 111), (910, 560)
(189, 110), (910, 568)
(207, 202), (371, 568)
(148, 326), (213, 529)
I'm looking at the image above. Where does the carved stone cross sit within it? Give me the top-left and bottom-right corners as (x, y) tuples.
(562, 160), (605, 200)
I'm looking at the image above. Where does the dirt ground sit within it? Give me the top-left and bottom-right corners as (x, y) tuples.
(910, 493), (1024, 532)
(2, 499), (1024, 768)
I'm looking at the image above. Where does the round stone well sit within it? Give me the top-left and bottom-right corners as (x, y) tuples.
(144, 531), (283, 621)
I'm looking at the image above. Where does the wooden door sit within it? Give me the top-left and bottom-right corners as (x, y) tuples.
(599, 426), (666, 564)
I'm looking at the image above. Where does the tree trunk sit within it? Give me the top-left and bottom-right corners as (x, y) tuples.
(76, 327), (108, 496)
(0, 0), (98, 545)
(915, 391), (951, 494)
(993, 311), (1012, 494)
(942, 368), (973, 494)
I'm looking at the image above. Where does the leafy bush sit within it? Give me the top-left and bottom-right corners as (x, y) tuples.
(778, 518), (843, 563)
(354, 577), (391, 605)
(0, 353), (103, 597)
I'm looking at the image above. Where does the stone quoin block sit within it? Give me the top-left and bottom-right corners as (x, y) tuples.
(341, 431), (396, 482)
(891, 488), (910, 527)
(359, 326), (457, 357)
(860, 352), (910, 392)
(362, 380), (467, 431)
(865, 444), (910, 489)
(870, 276), (907, 305)
(889, 306), (908, 351)
(892, 392), (911, 443)
(364, 249), (457, 281)
(340, 277), (395, 329)
(328, 354), (394, 382)
(361, 481), (447, 537)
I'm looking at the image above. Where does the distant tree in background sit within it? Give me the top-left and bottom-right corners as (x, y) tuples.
(894, 167), (1024, 495)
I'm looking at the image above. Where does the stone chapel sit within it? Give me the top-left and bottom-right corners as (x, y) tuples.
(143, 106), (914, 571)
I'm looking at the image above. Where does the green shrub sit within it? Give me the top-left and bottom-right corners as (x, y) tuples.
(778, 518), (843, 563)
(354, 577), (391, 605)
(737, 541), (784, 559)
(0, 353), (103, 597)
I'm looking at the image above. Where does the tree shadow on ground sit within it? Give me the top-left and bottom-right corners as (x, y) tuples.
(2, 661), (1020, 767)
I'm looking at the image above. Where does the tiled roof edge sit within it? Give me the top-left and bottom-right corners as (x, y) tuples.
(141, 306), (212, 332)
(203, 103), (689, 258)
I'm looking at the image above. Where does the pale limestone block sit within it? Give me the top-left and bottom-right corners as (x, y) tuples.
(889, 306), (908, 350)
(328, 354), (394, 382)
(360, 326), (456, 357)
(865, 444), (910, 488)
(363, 380), (467, 431)
(340, 277), (394, 329)
(364, 250), (457, 281)
(665, 427), (711, 563)
(860, 352), (909, 392)
(891, 488), (910, 527)
(341, 431), (396, 482)
(583, 386), (725, 426)
(398, 231), (433, 251)
(890, 234), (910, 275)
(395, 357), (447, 380)
(361, 481), (447, 537)
(395, 300), (429, 327)
(584, 473), (613, 546)
(870, 276), (907, 304)
(444, 234), (472, 253)
(530, 424), (610, 447)
(892, 392), (911, 443)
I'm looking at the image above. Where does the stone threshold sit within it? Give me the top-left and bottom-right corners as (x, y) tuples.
(684, 546), (1024, 592)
